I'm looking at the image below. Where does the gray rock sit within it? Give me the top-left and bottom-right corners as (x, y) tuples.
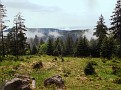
(44, 75), (64, 88)
(3, 77), (32, 90)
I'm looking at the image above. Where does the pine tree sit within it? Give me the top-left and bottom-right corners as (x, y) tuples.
(7, 13), (27, 56)
(59, 38), (65, 56)
(100, 37), (115, 59)
(14, 13), (27, 55)
(110, 0), (121, 43)
(64, 35), (74, 56)
(90, 38), (100, 57)
(94, 14), (107, 43)
(53, 38), (62, 56)
(0, 2), (8, 57)
(7, 30), (16, 55)
(75, 36), (90, 57)
(31, 45), (38, 55)
(93, 14), (107, 57)
(46, 37), (54, 55)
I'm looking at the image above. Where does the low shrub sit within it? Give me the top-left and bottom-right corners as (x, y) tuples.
(32, 61), (43, 69)
(113, 77), (121, 84)
(112, 65), (121, 76)
(84, 62), (96, 75)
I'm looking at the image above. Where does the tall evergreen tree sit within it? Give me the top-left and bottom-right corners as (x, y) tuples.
(110, 0), (121, 43)
(7, 13), (27, 56)
(59, 38), (65, 56)
(31, 45), (38, 55)
(7, 29), (16, 55)
(64, 35), (74, 56)
(93, 14), (107, 57)
(53, 38), (62, 56)
(100, 37), (115, 59)
(93, 14), (107, 43)
(90, 38), (100, 57)
(0, 2), (8, 57)
(46, 37), (54, 55)
(75, 36), (90, 57)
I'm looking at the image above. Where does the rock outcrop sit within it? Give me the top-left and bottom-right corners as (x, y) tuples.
(44, 75), (64, 88)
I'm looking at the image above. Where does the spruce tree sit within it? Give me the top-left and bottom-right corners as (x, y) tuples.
(7, 13), (27, 56)
(110, 0), (121, 57)
(47, 37), (54, 55)
(75, 36), (90, 57)
(110, 0), (121, 43)
(53, 38), (62, 56)
(100, 37), (115, 59)
(94, 14), (107, 40)
(90, 38), (100, 57)
(0, 2), (8, 57)
(31, 45), (38, 55)
(64, 35), (74, 56)
(93, 14), (107, 56)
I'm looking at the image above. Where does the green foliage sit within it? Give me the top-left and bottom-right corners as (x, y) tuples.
(17, 31), (27, 55)
(6, 13), (27, 56)
(5, 55), (17, 61)
(84, 61), (96, 75)
(93, 14), (107, 40)
(90, 38), (100, 57)
(93, 14), (107, 57)
(100, 37), (115, 59)
(64, 35), (74, 56)
(39, 43), (48, 54)
(75, 36), (90, 57)
(1, 56), (121, 89)
(112, 65), (121, 77)
(47, 37), (54, 55)
(31, 45), (38, 55)
(114, 44), (121, 58)
(110, 0), (121, 43)
(53, 38), (63, 56)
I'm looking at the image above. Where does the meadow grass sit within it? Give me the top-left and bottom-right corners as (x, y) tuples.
(0, 55), (121, 90)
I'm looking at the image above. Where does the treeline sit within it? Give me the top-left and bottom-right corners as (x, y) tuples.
(0, 0), (121, 59)
(29, 0), (121, 59)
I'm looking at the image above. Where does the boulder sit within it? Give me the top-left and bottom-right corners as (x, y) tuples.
(3, 78), (32, 90)
(44, 75), (64, 88)
(3, 75), (33, 90)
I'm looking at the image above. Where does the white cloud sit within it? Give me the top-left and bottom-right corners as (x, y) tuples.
(49, 31), (62, 38)
(26, 31), (45, 38)
(2, 0), (117, 29)
(83, 29), (97, 40)
(3, 0), (61, 12)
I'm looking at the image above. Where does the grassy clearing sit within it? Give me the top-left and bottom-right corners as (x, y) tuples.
(0, 55), (121, 90)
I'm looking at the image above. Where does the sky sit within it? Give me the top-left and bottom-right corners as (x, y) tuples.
(2, 0), (117, 29)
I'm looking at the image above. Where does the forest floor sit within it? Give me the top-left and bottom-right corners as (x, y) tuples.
(0, 55), (121, 90)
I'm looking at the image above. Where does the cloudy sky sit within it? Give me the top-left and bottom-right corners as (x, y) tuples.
(2, 0), (116, 29)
